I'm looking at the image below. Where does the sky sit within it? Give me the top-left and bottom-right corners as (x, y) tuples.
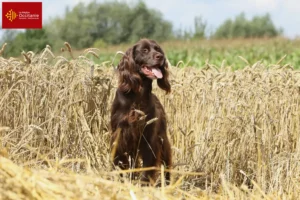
(0, 0), (300, 38)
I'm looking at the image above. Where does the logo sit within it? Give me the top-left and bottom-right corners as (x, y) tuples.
(2, 2), (42, 29)
(5, 9), (18, 22)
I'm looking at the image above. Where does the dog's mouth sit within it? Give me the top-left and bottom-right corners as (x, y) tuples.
(141, 65), (163, 79)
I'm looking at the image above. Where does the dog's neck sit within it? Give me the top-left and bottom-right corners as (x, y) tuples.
(141, 77), (153, 94)
(133, 77), (153, 103)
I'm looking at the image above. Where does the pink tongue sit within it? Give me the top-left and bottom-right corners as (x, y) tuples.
(151, 68), (163, 79)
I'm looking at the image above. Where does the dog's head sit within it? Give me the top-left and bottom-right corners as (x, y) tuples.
(117, 38), (171, 93)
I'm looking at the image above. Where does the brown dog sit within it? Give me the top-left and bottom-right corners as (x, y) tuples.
(110, 38), (172, 186)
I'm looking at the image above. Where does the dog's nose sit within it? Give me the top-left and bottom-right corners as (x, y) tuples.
(154, 53), (163, 60)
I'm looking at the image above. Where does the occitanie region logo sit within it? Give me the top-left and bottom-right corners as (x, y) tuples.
(2, 2), (42, 29)
(5, 9), (18, 22)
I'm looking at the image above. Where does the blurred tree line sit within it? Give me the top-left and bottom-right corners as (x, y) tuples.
(0, 1), (282, 57)
(214, 13), (283, 39)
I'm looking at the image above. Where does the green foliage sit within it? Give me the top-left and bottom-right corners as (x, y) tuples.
(164, 39), (300, 69)
(1, 1), (173, 56)
(93, 39), (108, 48)
(55, 2), (95, 48)
(174, 16), (207, 40)
(0, 30), (21, 56)
(214, 13), (282, 39)
(0, 2), (286, 59)
(1, 29), (49, 57)
(47, 1), (173, 49)
(85, 39), (300, 70)
(193, 16), (207, 39)
(23, 29), (49, 51)
(125, 2), (173, 43)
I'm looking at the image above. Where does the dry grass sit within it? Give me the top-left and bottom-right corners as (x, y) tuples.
(0, 46), (300, 199)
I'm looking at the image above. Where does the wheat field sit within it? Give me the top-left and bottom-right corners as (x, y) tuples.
(0, 43), (300, 199)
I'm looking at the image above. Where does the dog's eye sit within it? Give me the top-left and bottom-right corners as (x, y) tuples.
(143, 49), (148, 53)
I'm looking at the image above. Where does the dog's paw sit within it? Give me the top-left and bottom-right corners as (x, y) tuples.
(128, 109), (146, 123)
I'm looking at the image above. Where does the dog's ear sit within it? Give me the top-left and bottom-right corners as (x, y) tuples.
(157, 59), (171, 94)
(117, 46), (142, 93)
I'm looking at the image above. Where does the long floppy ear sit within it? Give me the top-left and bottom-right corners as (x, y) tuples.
(157, 59), (171, 94)
(117, 46), (142, 93)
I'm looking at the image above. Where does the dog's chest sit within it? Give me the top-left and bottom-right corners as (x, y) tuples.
(132, 101), (146, 110)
